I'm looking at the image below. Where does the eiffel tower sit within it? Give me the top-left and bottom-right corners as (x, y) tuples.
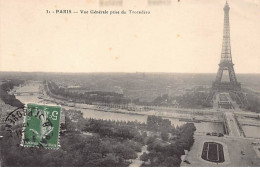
(212, 1), (241, 91)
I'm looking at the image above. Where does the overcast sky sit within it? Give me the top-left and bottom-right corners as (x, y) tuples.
(0, 0), (259, 73)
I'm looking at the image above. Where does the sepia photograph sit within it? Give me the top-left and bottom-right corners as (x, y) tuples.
(0, 0), (260, 167)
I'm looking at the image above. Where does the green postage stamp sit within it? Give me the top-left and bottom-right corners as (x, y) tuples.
(22, 103), (61, 149)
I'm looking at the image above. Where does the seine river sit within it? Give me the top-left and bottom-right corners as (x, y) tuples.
(16, 94), (225, 134)
(13, 82), (226, 133)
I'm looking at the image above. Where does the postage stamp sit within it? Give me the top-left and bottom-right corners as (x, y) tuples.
(21, 103), (61, 149)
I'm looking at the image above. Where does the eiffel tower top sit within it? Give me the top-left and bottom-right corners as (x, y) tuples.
(221, 0), (232, 63)
(224, 1), (230, 11)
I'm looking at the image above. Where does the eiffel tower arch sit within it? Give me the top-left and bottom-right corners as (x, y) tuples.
(212, 1), (241, 91)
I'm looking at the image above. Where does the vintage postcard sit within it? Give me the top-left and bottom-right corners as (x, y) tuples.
(0, 0), (260, 167)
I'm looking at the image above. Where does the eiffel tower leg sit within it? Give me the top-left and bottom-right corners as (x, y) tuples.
(216, 67), (223, 82)
(228, 66), (237, 83)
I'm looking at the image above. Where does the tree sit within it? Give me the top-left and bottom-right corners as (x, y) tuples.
(161, 131), (169, 141)
(140, 152), (149, 163)
(160, 155), (181, 167)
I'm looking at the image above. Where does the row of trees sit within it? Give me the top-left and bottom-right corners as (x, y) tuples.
(46, 81), (130, 104)
(151, 94), (176, 106)
(151, 88), (213, 108)
(245, 93), (260, 113)
(173, 123), (196, 151)
(0, 130), (133, 166)
(230, 90), (260, 113)
(83, 118), (146, 144)
(175, 91), (212, 108)
(147, 115), (173, 132)
(0, 79), (24, 108)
